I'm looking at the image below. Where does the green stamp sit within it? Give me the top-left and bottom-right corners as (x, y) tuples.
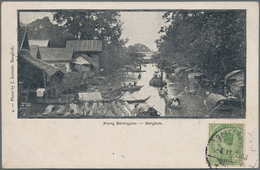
(207, 124), (244, 167)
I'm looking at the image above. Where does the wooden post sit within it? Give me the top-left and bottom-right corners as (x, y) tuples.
(43, 70), (47, 100)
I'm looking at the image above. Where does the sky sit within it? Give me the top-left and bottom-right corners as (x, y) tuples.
(20, 11), (166, 51)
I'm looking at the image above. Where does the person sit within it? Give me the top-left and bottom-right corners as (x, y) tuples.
(138, 74), (141, 79)
(163, 86), (168, 94)
(128, 82), (133, 87)
(170, 97), (179, 107)
(134, 81), (137, 86)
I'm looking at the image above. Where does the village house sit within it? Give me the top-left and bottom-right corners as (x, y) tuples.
(18, 30), (65, 101)
(38, 47), (74, 72)
(66, 40), (102, 75)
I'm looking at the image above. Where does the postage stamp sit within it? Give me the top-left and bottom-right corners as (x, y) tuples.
(1, 2), (259, 169)
(207, 123), (244, 167)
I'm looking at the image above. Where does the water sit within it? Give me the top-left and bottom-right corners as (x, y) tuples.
(121, 64), (186, 116)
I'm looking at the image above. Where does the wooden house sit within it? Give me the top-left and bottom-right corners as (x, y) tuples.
(18, 30), (65, 100)
(66, 40), (102, 75)
(39, 47), (74, 72)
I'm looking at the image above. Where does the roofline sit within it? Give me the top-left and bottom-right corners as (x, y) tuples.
(19, 30), (27, 51)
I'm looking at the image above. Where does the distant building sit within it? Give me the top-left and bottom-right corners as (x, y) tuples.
(66, 40), (102, 75)
(29, 39), (50, 47)
(39, 47), (74, 72)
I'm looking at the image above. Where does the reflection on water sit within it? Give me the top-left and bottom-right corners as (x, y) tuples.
(121, 64), (186, 116)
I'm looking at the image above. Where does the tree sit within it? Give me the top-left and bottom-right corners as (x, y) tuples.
(53, 10), (122, 43)
(53, 10), (128, 75)
(156, 10), (246, 78)
(20, 17), (74, 47)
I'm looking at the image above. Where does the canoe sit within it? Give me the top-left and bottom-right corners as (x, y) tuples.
(149, 77), (167, 86)
(121, 85), (144, 92)
(122, 95), (151, 104)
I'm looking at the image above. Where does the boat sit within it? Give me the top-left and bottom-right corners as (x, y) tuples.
(132, 103), (160, 117)
(158, 89), (168, 97)
(122, 95), (151, 104)
(121, 85), (144, 92)
(206, 93), (232, 114)
(149, 77), (167, 86)
(184, 87), (197, 95)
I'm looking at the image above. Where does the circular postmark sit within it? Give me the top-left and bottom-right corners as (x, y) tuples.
(206, 124), (244, 168)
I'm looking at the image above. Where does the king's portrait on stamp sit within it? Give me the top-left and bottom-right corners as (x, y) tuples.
(207, 123), (244, 167)
(1, 2), (259, 169)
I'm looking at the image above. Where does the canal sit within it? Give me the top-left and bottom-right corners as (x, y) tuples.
(120, 63), (204, 117)
(119, 63), (245, 118)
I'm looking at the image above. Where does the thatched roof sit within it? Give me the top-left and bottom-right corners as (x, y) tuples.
(66, 40), (102, 52)
(39, 47), (73, 62)
(174, 66), (188, 75)
(188, 72), (203, 80)
(29, 39), (50, 47)
(19, 51), (64, 77)
(225, 70), (243, 80)
(206, 93), (226, 108)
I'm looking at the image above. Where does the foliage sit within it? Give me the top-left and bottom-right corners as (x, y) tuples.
(156, 10), (246, 78)
(53, 10), (129, 75)
(20, 17), (74, 47)
(53, 10), (122, 44)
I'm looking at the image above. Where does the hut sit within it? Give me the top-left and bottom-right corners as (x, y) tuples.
(66, 40), (102, 75)
(18, 30), (65, 101)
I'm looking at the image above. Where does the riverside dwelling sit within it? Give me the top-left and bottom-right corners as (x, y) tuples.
(66, 40), (102, 75)
(18, 30), (65, 102)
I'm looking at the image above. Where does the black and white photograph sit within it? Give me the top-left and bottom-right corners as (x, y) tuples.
(2, 2), (258, 169)
(18, 10), (246, 118)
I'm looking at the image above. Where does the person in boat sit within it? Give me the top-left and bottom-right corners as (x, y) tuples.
(169, 97), (180, 107)
(154, 72), (158, 78)
(163, 86), (168, 94)
(128, 82), (133, 87)
(138, 73), (141, 79)
(134, 81), (137, 86)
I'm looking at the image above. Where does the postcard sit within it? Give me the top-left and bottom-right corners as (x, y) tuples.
(1, 1), (259, 168)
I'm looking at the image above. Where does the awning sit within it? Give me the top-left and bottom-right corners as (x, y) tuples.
(188, 72), (203, 80)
